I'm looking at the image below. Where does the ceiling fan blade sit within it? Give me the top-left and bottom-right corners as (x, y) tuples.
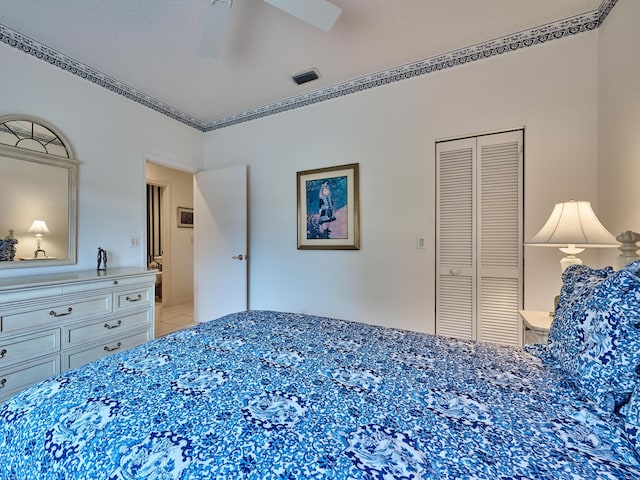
(263, 0), (341, 32)
(198, 0), (232, 58)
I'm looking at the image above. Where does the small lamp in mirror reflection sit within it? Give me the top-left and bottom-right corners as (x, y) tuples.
(526, 200), (619, 272)
(27, 220), (50, 258)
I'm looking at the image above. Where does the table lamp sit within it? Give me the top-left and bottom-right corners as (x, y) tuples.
(526, 200), (618, 272)
(28, 220), (50, 258)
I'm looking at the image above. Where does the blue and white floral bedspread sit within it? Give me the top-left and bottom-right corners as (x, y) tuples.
(1, 311), (639, 479)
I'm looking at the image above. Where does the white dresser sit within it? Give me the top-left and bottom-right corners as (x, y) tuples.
(0, 267), (155, 402)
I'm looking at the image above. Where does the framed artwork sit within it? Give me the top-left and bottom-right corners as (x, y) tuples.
(177, 207), (194, 228)
(297, 163), (360, 250)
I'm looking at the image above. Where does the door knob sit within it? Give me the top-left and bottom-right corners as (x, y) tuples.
(232, 254), (245, 260)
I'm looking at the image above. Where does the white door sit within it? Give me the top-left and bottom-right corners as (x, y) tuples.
(194, 165), (247, 322)
(436, 138), (476, 340)
(476, 132), (522, 346)
(436, 131), (523, 346)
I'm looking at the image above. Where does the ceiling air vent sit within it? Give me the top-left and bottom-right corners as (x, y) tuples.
(291, 69), (319, 85)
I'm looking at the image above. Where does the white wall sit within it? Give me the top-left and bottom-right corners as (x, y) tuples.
(598, 0), (640, 268)
(0, 43), (204, 278)
(3, 5), (631, 334)
(204, 32), (601, 332)
(146, 162), (195, 306)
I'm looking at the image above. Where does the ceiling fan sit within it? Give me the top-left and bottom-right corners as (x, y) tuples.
(199, 0), (342, 58)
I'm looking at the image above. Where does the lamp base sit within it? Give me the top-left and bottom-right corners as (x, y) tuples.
(561, 254), (582, 272)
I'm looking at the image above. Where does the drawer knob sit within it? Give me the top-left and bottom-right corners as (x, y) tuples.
(104, 320), (122, 330)
(113, 280), (119, 285)
(125, 294), (142, 302)
(50, 307), (73, 317)
(0, 349), (6, 359)
(0, 378), (5, 388)
(104, 342), (122, 352)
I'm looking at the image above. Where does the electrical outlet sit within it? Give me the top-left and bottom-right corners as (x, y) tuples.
(130, 236), (141, 248)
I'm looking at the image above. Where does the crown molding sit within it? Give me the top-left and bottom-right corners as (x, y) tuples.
(0, 0), (617, 133)
(0, 24), (205, 131)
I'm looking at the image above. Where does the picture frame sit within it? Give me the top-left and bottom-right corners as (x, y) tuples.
(297, 163), (360, 250)
(177, 207), (194, 228)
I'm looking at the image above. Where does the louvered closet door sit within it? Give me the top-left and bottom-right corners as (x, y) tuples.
(436, 131), (523, 346)
(436, 138), (476, 340)
(477, 131), (522, 346)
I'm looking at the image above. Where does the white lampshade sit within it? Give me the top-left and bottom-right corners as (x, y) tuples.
(27, 220), (50, 236)
(527, 200), (618, 271)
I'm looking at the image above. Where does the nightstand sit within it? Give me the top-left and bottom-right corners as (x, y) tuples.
(519, 310), (553, 345)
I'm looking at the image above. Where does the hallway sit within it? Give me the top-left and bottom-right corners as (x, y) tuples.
(155, 301), (196, 338)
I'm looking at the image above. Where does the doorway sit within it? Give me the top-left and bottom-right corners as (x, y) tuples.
(145, 161), (195, 336)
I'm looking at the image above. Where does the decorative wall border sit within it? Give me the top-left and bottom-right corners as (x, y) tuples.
(0, 0), (617, 133)
(203, 0), (617, 131)
(0, 24), (204, 131)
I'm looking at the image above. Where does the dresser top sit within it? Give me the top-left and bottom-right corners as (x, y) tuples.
(0, 267), (157, 292)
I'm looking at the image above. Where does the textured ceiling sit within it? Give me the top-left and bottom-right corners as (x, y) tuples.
(0, 0), (607, 131)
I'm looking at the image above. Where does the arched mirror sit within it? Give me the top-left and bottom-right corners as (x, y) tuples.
(0, 115), (77, 269)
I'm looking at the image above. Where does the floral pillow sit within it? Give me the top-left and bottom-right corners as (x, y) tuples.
(622, 388), (640, 460)
(547, 264), (613, 371)
(570, 267), (640, 412)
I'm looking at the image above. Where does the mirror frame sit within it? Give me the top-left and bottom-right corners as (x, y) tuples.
(0, 115), (78, 269)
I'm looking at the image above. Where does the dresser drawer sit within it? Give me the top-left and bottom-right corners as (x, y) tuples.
(65, 329), (152, 370)
(62, 275), (154, 295)
(0, 286), (63, 305)
(0, 295), (112, 334)
(114, 287), (153, 312)
(66, 310), (152, 346)
(0, 355), (61, 402)
(0, 329), (61, 368)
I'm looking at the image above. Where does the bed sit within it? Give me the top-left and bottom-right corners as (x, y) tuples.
(2, 264), (640, 479)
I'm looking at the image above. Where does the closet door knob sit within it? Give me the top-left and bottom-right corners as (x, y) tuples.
(450, 268), (460, 275)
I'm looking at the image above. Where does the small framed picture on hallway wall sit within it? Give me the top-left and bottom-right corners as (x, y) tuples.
(297, 163), (359, 250)
(177, 207), (193, 228)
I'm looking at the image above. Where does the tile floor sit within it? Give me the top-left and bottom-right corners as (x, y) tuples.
(154, 300), (197, 338)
